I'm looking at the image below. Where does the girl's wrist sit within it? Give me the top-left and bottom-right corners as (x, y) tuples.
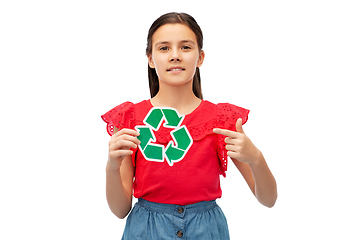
(248, 150), (264, 169)
(106, 159), (122, 173)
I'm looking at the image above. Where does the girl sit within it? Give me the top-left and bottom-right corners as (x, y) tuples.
(102, 12), (277, 239)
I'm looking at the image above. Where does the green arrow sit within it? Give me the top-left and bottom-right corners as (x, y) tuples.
(165, 141), (185, 166)
(162, 108), (184, 128)
(135, 125), (164, 162)
(145, 108), (163, 130)
(135, 126), (155, 150)
(171, 126), (192, 151)
(164, 126), (193, 166)
(144, 144), (163, 161)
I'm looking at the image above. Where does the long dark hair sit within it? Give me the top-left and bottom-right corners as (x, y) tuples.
(146, 12), (204, 99)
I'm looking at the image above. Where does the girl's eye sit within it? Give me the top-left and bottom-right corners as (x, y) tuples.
(160, 46), (169, 51)
(182, 46), (191, 50)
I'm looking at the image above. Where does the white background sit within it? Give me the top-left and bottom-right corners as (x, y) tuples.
(1, 0), (359, 239)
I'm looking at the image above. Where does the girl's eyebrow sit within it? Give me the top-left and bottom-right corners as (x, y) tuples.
(154, 40), (196, 47)
(180, 40), (196, 45)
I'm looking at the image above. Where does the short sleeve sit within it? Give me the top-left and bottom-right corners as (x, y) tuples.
(217, 103), (250, 131)
(216, 103), (250, 177)
(101, 102), (136, 136)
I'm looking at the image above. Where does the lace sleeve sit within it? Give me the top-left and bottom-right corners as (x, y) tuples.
(101, 102), (136, 136)
(217, 103), (249, 131)
(217, 103), (250, 177)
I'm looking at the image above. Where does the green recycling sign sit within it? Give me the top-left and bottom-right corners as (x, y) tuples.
(135, 107), (193, 166)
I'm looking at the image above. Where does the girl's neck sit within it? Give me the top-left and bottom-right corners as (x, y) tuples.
(150, 81), (202, 115)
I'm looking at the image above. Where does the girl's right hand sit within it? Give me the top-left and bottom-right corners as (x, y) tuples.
(107, 128), (140, 170)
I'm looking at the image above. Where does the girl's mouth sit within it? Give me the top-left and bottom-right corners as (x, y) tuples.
(167, 66), (185, 72)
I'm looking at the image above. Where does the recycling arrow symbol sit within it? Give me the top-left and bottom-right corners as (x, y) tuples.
(135, 107), (193, 166)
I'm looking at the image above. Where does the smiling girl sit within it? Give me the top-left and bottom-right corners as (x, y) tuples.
(102, 12), (277, 239)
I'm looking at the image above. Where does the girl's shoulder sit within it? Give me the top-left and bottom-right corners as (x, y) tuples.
(214, 101), (250, 126)
(101, 100), (151, 136)
(201, 100), (250, 125)
(182, 100), (249, 141)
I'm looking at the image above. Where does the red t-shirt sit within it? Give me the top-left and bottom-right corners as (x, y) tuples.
(101, 100), (249, 205)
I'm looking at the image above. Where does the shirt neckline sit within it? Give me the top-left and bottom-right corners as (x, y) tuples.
(146, 99), (205, 117)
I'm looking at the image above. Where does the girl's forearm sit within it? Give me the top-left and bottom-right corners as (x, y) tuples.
(249, 152), (277, 208)
(106, 166), (132, 219)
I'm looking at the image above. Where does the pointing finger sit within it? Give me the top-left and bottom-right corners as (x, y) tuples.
(213, 128), (239, 138)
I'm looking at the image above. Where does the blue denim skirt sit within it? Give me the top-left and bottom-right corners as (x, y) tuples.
(122, 198), (230, 240)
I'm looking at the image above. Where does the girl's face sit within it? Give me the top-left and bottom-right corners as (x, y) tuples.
(148, 23), (204, 88)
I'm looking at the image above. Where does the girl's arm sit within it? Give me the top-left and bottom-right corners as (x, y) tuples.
(106, 127), (139, 219)
(213, 118), (277, 208)
(232, 153), (277, 208)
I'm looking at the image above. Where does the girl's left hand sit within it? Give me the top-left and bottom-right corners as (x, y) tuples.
(213, 118), (261, 165)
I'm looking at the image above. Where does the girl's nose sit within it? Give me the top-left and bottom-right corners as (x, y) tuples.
(170, 57), (181, 62)
(170, 50), (181, 62)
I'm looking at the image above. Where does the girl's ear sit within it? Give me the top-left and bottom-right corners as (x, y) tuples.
(148, 55), (155, 68)
(197, 50), (205, 68)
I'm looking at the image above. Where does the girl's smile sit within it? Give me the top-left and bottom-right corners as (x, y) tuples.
(167, 66), (185, 74)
